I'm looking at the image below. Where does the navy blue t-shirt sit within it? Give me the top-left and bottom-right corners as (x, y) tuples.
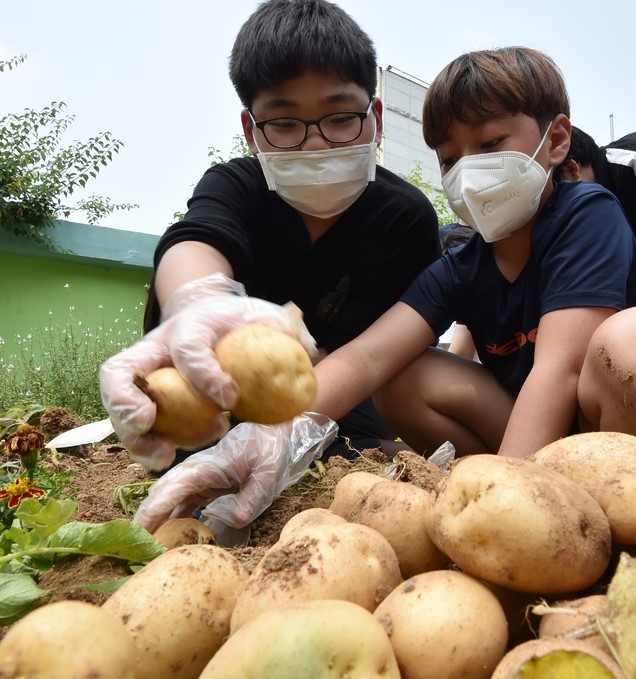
(401, 181), (636, 393)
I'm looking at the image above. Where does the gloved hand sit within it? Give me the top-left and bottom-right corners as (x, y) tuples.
(99, 273), (317, 470)
(134, 413), (338, 536)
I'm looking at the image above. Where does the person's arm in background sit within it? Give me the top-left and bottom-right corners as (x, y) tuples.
(447, 323), (477, 361)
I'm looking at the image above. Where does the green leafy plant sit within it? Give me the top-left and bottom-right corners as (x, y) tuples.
(0, 423), (165, 624)
(405, 160), (456, 227)
(0, 54), (137, 249)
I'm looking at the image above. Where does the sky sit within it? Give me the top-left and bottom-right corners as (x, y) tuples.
(2, 0), (634, 236)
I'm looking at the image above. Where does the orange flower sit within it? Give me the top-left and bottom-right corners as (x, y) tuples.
(0, 477), (46, 509)
(4, 424), (46, 457)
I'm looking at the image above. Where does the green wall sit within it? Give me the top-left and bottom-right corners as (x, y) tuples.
(0, 221), (159, 358)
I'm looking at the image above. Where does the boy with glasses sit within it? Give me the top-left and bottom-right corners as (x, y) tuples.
(100, 0), (440, 473)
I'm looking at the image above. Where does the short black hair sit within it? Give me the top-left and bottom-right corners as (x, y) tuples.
(553, 126), (602, 181)
(229, 0), (378, 108)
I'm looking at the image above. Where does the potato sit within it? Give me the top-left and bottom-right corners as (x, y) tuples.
(134, 366), (223, 448)
(215, 323), (316, 423)
(151, 517), (216, 549)
(230, 522), (402, 632)
(374, 570), (508, 679)
(428, 454), (612, 593)
(531, 431), (636, 545)
(200, 599), (401, 679)
(596, 474), (636, 545)
(102, 544), (248, 679)
(278, 507), (347, 541)
(537, 594), (608, 653)
(348, 480), (449, 578)
(329, 470), (388, 518)
(490, 638), (625, 679)
(0, 600), (137, 678)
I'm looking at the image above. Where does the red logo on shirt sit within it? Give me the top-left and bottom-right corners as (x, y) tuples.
(485, 327), (538, 356)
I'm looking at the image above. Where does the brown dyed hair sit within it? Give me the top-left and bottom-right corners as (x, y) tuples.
(423, 47), (570, 149)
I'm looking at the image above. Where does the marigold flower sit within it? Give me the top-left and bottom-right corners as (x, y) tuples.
(0, 477), (46, 509)
(4, 424), (45, 456)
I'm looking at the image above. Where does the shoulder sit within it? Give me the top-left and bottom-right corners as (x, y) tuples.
(195, 156), (264, 189)
(372, 166), (437, 208)
(604, 132), (636, 153)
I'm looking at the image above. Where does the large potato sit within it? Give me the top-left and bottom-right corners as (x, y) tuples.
(200, 599), (401, 679)
(230, 522), (402, 632)
(374, 570), (508, 679)
(215, 323), (316, 423)
(278, 507), (347, 541)
(102, 544), (248, 679)
(0, 600), (137, 678)
(348, 480), (449, 578)
(428, 454), (612, 593)
(152, 517), (217, 549)
(531, 431), (636, 545)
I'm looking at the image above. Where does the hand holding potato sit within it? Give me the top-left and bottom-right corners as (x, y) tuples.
(99, 272), (317, 470)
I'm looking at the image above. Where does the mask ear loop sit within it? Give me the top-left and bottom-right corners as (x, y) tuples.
(520, 123), (553, 175)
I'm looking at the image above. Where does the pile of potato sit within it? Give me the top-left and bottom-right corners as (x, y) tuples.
(1, 431), (635, 678)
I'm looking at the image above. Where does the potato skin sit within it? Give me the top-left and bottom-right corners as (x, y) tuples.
(102, 544), (248, 679)
(136, 367), (222, 447)
(230, 522), (402, 632)
(348, 480), (449, 578)
(428, 454), (612, 593)
(215, 323), (316, 424)
(329, 470), (388, 518)
(278, 507), (347, 541)
(538, 594), (608, 653)
(200, 599), (401, 679)
(490, 637), (625, 679)
(531, 432), (636, 546)
(151, 517), (217, 549)
(374, 570), (508, 679)
(0, 600), (137, 679)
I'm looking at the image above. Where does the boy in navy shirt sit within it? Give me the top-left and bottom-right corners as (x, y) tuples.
(311, 46), (636, 458)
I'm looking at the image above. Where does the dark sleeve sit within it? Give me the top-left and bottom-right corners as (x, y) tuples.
(597, 133), (636, 229)
(538, 186), (635, 313)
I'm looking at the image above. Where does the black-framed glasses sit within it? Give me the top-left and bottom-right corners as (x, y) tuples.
(249, 100), (374, 149)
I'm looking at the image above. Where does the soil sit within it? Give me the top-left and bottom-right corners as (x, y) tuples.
(4, 407), (446, 622)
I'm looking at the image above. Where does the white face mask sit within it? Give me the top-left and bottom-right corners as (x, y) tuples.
(441, 126), (553, 242)
(256, 143), (377, 219)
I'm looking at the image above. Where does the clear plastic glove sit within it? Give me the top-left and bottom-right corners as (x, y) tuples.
(133, 413), (338, 535)
(99, 273), (317, 470)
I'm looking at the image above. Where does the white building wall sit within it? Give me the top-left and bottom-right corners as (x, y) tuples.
(377, 65), (442, 190)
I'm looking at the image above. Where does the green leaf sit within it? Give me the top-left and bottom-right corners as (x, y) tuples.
(0, 573), (49, 625)
(15, 498), (78, 538)
(75, 575), (131, 592)
(47, 519), (166, 563)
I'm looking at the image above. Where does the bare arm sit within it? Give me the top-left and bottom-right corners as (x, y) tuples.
(448, 324), (477, 360)
(311, 301), (436, 423)
(499, 306), (615, 457)
(154, 241), (234, 308)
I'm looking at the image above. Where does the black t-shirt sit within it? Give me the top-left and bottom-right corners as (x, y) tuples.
(595, 132), (636, 231)
(148, 156), (441, 439)
(151, 156), (440, 350)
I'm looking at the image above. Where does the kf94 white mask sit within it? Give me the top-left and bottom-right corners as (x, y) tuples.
(441, 126), (552, 242)
(257, 143), (377, 219)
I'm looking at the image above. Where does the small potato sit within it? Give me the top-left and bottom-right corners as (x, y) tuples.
(374, 570), (508, 679)
(490, 637), (624, 679)
(349, 481), (449, 578)
(134, 366), (222, 448)
(200, 599), (401, 679)
(103, 544), (248, 679)
(428, 454), (612, 593)
(230, 522), (402, 632)
(329, 470), (388, 518)
(215, 323), (316, 424)
(278, 507), (347, 541)
(537, 594), (608, 653)
(0, 600), (137, 678)
(151, 517), (216, 549)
